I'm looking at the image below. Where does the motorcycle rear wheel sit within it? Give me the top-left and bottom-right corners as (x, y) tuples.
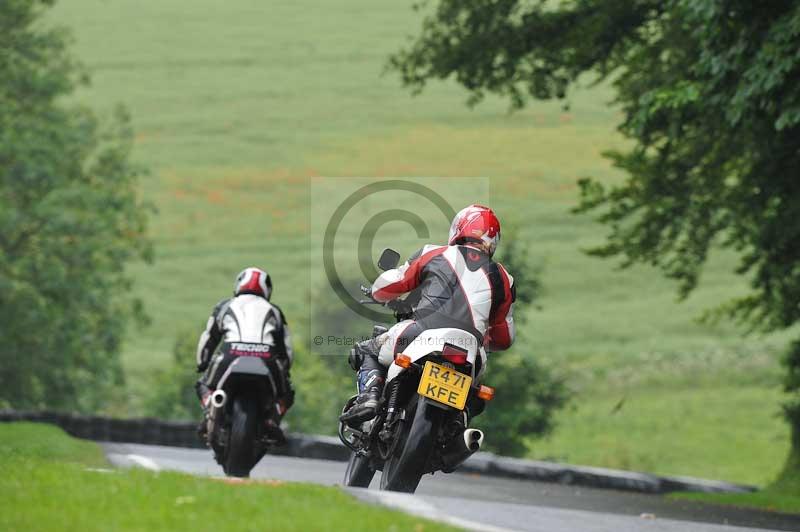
(224, 395), (259, 478)
(380, 395), (441, 493)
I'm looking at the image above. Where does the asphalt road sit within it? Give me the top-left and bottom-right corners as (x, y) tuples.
(103, 443), (800, 532)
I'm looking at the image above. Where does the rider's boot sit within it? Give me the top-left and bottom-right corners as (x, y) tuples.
(264, 418), (287, 446)
(264, 403), (288, 446)
(339, 368), (385, 426)
(198, 408), (210, 441)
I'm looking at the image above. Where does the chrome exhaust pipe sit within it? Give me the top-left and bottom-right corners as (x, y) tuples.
(464, 428), (484, 452)
(211, 389), (227, 409)
(441, 428), (484, 473)
(206, 390), (228, 440)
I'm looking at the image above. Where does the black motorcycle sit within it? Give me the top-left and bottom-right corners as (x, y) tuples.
(205, 343), (290, 477)
(339, 248), (494, 493)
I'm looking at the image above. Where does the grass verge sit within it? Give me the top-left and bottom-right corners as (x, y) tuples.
(672, 486), (800, 515)
(0, 422), (458, 531)
(672, 455), (800, 515)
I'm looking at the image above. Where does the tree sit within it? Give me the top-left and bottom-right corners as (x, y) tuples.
(390, 0), (800, 471)
(0, 0), (151, 412)
(143, 332), (201, 420)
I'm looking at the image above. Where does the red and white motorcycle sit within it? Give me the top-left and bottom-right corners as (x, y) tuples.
(339, 248), (495, 493)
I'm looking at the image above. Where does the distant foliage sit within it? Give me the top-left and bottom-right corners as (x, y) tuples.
(305, 274), (384, 434)
(309, 275), (376, 380)
(391, 0), (800, 462)
(496, 228), (542, 308)
(477, 228), (567, 456)
(289, 342), (352, 435)
(143, 332), (200, 420)
(0, 0), (151, 412)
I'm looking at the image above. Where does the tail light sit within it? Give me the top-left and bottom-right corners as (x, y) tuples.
(477, 385), (495, 401)
(442, 344), (468, 365)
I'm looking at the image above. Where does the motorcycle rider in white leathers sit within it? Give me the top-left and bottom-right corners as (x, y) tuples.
(195, 267), (294, 444)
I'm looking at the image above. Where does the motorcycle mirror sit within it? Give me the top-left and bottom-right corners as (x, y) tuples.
(377, 248), (401, 271)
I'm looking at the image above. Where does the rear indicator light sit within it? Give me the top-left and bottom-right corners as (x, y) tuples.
(395, 353), (412, 368)
(441, 344), (468, 365)
(477, 385), (495, 401)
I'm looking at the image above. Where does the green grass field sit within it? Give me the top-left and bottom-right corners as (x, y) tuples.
(51, 0), (794, 486)
(0, 423), (458, 531)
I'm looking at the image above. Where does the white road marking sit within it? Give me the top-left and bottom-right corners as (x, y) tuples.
(125, 453), (161, 472)
(84, 468), (116, 474)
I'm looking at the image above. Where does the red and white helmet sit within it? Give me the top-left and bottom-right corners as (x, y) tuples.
(448, 204), (501, 256)
(233, 267), (272, 300)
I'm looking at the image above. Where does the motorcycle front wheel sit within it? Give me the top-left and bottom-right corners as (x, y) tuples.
(380, 395), (441, 493)
(344, 451), (375, 487)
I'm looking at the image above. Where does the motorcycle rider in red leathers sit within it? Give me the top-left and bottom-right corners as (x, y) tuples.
(340, 204), (515, 425)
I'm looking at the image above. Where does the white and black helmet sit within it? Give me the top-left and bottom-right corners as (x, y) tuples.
(233, 267), (272, 300)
